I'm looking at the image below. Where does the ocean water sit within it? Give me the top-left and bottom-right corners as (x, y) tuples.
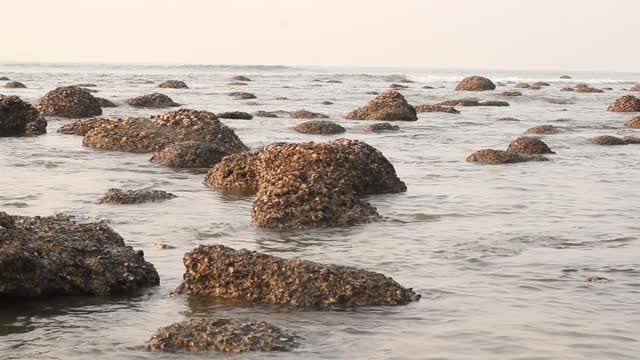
(1, 63), (639, 359)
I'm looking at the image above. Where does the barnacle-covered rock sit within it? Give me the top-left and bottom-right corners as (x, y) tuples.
(205, 151), (261, 191)
(591, 135), (627, 145)
(99, 188), (177, 204)
(608, 95), (640, 112)
(362, 122), (400, 132)
(455, 76), (496, 91)
(290, 109), (329, 119)
(525, 125), (559, 135)
(294, 120), (345, 134)
(127, 93), (180, 108)
(151, 141), (228, 168)
(466, 149), (548, 164)
(0, 95), (47, 136)
(228, 92), (256, 100)
(415, 104), (460, 114)
(58, 117), (115, 136)
(157, 80), (188, 89)
(506, 136), (555, 154)
(515, 82), (531, 88)
(624, 116), (640, 128)
(345, 90), (417, 121)
(36, 86), (102, 118)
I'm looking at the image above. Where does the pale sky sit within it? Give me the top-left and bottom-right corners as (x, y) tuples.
(2, 0), (638, 71)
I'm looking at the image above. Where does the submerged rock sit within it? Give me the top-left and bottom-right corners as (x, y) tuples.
(205, 151), (261, 191)
(230, 75), (251, 82)
(500, 91), (522, 96)
(455, 76), (496, 91)
(145, 318), (296, 353)
(345, 90), (417, 121)
(506, 136), (555, 154)
(228, 92), (256, 100)
(294, 120), (345, 135)
(84, 109), (248, 153)
(532, 82), (550, 86)
(466, 149), (547, 164)
(290, 109), (329, 119)
(515, 82), (531, 89)
(158, 80), (188, 89)
(127, 93), (180, 108)
(325, 80), (342, 83)
(58, 117), (115, 136)
(0, 212), (159, 299)
(575, 84), (604, 93)
(0, 95), (47, 137)
(436, 99), (479, 107)
(479, 101), (509, 107)
(362, 122), (400, 132)
(74, 83), (97, 88)
(624, 116), (640, 128)
(415, 104), (460, 114)
(99, 188), (177, 204)
(252, 110), (279, 118)
(36, 86), (102, 118)
(175, 244), (420, 308)
(225, 81), (248, 86)
(525, 125), (559, 135)
(607, 95), (640, 112)
(96, 97), (117, 108)
(321, 101), (333, 105)
(389, 83), (408, 89)
(591, 135), (627, 145)
(4, 81), (26, 88)
(560, 87), (575, 92)
(560, 75), (572, 79)
(151, 141), (228, 168)
(623, 136), (640, 144)
(365, 91), (380, 95)
(217, 111), (253, 120)
(0, 76), (9, 81)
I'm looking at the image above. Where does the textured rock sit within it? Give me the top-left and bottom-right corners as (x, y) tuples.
(455, 76), (496, 91)
(252, 110), (279, 118)
(176, 244), (420, 308)
(99, 189), (176, 204)
(157, 80), (188, 89)
(205, 151), (261, 191)
(532, 82), (551, 86)
(228, 92), (256, 100)
(607, 95), (640, 112)
(623, 136), (640, 144)
(36, 86), (102, 118)
(294, 120), (345, 134)
(84, 109), (248, 153)
(362, 122), (400, 132)
(575, 84), (604, 93)
(230, 75), (251, 82)
(217, 111), (253, 120)
(466, 149), (547, 164)
(345, 90), (417, 121)
(591, 135), (627, 145)
(629, 85), (640, 91)
(506, 136), (555, 154)
(624, 116), (640, 128)
(4, 81), (26, 88)
(290, 110), (329, 119)
(560, 75), (572, 79)
(525, 125), (559, 135)
(151, 141), (228, 168)
(0, 212), (159, 299)
(96, 97), (117, 108)
(0, 95), (47, 136)
(145, 318), (296, 353)
(127, 93), (180, 108)
(560, 87), (575, 92)
(58, 117), (115, 136)
(515, 82), (531, 89)
(500, 91), (522, 97)
(415, 104), (460, 114)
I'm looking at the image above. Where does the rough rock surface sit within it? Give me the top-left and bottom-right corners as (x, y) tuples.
(229, 92), (256, 100)
(58, 117), (114, 136)
(217, 111), (253, 120)
(415, 104), (460, 114)
(362, 122), (400, 132)
(466, 149), (547, 164)
(623, 136), (640, 144)
(630, 85), (640, 92)
(455, 76), (496, 91)
(175, 245), (420, 308)
(515, 82), (531, 88)
(205, 151), (261, 191)
(4, 81), (26, 88)
(560, 75), (572, 79)
(290, 110), (329, 119)
(145, 318), (296, 353)
(157, 80), (188, 89)
(608, 95), (640, 112)
(532, 82), (550, 86)
(575, 84), (604, 93)
(525, 125), (559, 135)
(36, 86), (102, 118)
(96, 97), (117, 107)
(99, 189), (177, 204)
(500, 91), (522, 96)
(294, 120), (345, 135)
(345, 90), (417, 121)
(0, 95), (47, 136)
(0, 212), (159, 299)
(624, 116), (640, 128)
(560, 87), (575, 92)
(127, 93), (180, 108)
(150, 141), (228, 168)
(84, 109), (248, 153)
(252, 110), (279, 118)
(591, 135), (627, 145)
(506, 136), (555, 154)
(230, 75), (251, 82)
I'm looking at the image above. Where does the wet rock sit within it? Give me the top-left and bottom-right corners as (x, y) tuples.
(560, 87), (575, 92)
(157, 80), (188, 89)
(275, 97), (289, 100)
(575, 84), (604, 93)
(321, 101), (333, 105)
(500, 91), (522, 96)
(176, 244), (420, 308)
(529, 85), (542, 90)
(365, 91), (380, 95)
(325, 80), (342, 83)
(217, 111), (253, 120)
(398, 79), (414, 83)
(629, 85), (640, 91)
(479, 101), (509, 107)
(0, 95), (47, 137)
(99, 188), (176, 204)
(602, 87), (613, 91)
(455, 76), (496, 91)
(532, 82), (551, 86)
(230, 75), (251, 82)
(515, 82), (531, 88)
(145, 318), (296, 353)
(624, 116), (640, 128)
(294, 120), (346, 135)
(252, 110), (279, 118)
(607, 95), (640, 112)
(36, 86), (102, 118)
(290, 110), (329, 119)
(560, 75), (572, 79)
(415, 104), (460, 114)
(4, 81), (26, 88)
(345, 90), (417, 121)
(228, 92), (256, 100)
(389, 83), (408, 89)
(0, 212), (159, 299)
(497, 117), (521, 122)
(225, 81), (248, 86)
(58, 117), (115, 136)
(362, 122), (400, 132)
(436, 99), (480, 107)
(127, 93), (180, 108)
(623, 136), (640, 144)
(525, 125), (559, 135)
(96, 97), (117, 108)
(422, 85), (435, 89)
(150, 141), (229, 168)
(0, 76), (9, 81)
(591, 135), (627, 145)
(506, 136), (555, 154)
(74, 83), (96, 88)
(84, 109), (248, 153)
(205, 151), (261, 191)
(466, 149), (547, 164)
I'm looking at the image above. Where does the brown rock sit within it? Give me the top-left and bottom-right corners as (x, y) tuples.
(0, 95), (47, 137)
(36, 86), (102, 118)
(525, 125), (559, 135)
(629, 85), (640, 91)
(389, 83), (408, 89)
(532, 82), (551, 86)
(58, 117), (115, 136)
(575, 85), (604, 93)
(591, 135), (627, 145)
(128, 93), (180, 108)
(608, 95), (640, 112)
(290, 109), (329, 119)
(230, 75), (251, 82)
(151, 141), (229, 168)
(321, 101), (333, 105)
(500, 91), (522, 96)
(99, 189), (177, 204)
(4, 81), (26, 88)
(506, 136), (555, 154)
(515, 82), (531, 89)
(345, 90), (417, 121)
(455, 76), (496, 91)
(228, 92), (257, 100)
(217, 111), (253, 120)
(362, 122), (400, 132)
(624, 116), (640, 128)
(157, 80), (188, 89)
(96, 97), (117, 108)
(560, 75), (572, 79)
(252, 110), (279, 118)
(479, 101), (509, 107)
(294, 120), (346, 134)
(205, 151), (261, 191)
(325, 80), (342, 83)
(415, 104), (460, 114)
(623, 136), (640, 144)
(560, 87), (575, 92)
(466, 149), (547, 164)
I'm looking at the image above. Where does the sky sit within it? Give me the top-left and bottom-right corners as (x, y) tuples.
(2, 0), (638, 72)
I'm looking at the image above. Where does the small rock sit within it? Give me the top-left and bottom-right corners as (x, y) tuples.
(525, 125), (559, 135)
(560, 75), (572, 79)
(321, 101), (333, 105)
(252, 110), (279, 118)
(479, 100), (509, 107)
(294, 120), (346, 135)
(150, 141), (229, 168)
(365, 91), (380, 95)
(74, 83), (97, 87)
(532, 82), (550, 86)
(157, 80), (188, 89)
(466, 149), (548, 164)
(0, 76), (10, 81)
(515, 82), (531, 88)
(96, 97), (117, 107)
(205, 151), (261, 191)
(4, 81), (26, 88)
(591, 135), (627, 145)
(290, 109), (329, 119)
(217, 111), (253, 120)
(422, 85), (435, 89)
(415, 104), (460, 114)
(127, 93), (180, 108)
(362, 122), (400, 132)
(225, 81), (248, 86)
(500, 91), (522, 96)
(345, 90), (417, 121)
(506, 136), (555, 154)
(389, 83), (408, 89)
(228, 92), (257, 100)
(58, 117), (114, 136)
(575, 84), (604, 93)
(455, 76), (496, 91)
(624, 116), (640, 128)
(623, 136), (640, 144)
(99, 189), (177, 204)
(560, 87), (575, 92)
(325, 80), (342, 83)
(274, 97), (289, 100)
(230, 75), (251, 82)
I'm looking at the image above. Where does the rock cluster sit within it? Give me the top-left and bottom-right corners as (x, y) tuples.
(229, 92), (256, 100)
(362, 122), (400, 132)
(0, 95), (47, 136)
(4, 81), (26, 88)
(591, 135), (628, 145)
(158, 80), (188, 89)
(345, 90), (417, 121)
(455, 76), (496, 91)
(127, 93), (180, 108)
(290, 109), (329, 119)
(58, 117), (115, 136)
(608, 95), (640, 112)
(525, 125), (559, 135)
(0, 212), (159, 299)
(150, 141), (228, 168)
(36, 86), (102, 118)
(415, 104), (460, 114)
(99, 189), (177, 204)
(175, 245), (420, 308)
(217, 111), (253, 120)
(294, 120), (345, 135)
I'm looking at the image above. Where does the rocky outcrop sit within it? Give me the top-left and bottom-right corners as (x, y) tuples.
(230, 75), (251, 82)
(205, 151), (261, 191)
(607, 95), (640, 112)
(145, 318), (296, 353)
(127, 93), (180, 108)
(0, 212), (159, 299)
(362, 122), (400, 132)
(157, 80), (188, 89)
(294, 120), (345, 134)
(217, 111), (253, 120)
(150, 141), (228, 168)
(506, 136), (555, 154)
(4, 81), (26, 88)
(525, 125), (559, 135)
(415, 104), (460, 114)
(591, 135), (627, 145)
(99, 189), (176, 204)
(175, 244), (420, 308)
(345, 90), (417, 121)
(0, 95), (47, 136)
(290, 110), (329, 119)
(84, 109), (248, 153)
(466, 149), (548, 164)
(58, 117), (114, 136)
(96, 97), (117, 107)
(455, 76), (496, 91)
(500, 91), (522, 96)
(624, 116), (640, 128)
(228, 92), (256, 100)
(36, 86), (102, 118)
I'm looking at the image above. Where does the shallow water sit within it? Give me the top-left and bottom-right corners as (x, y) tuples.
(1, 63), (640, 359)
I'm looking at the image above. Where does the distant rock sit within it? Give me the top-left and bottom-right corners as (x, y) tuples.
(4, 81), (26, 88)
(362, 122), (400, 132)
(525, 125), (559, 135)
(225, 81), (248, 86)
(275, 97), (289, 100)
(321, 101), (333, 105)
(99, 188), (177, 204)
(455, 76), (496, 91)
(325, 80), (342, 83)
(217, 111), (253, 120)
(435, 99), (508, 107)
(0, 76), (9, 81)
(58, 117), (114, 136)
(529, 85), (542, 90)
(158, 80), (188, 89)
(415, 104), (460, 114)
(479, 100), (509, 107)
(252, 110), (279, 118)
(500, 91), (522, 96)
(345, 90), (417, 121)
(150, 141), (229, 168)
(497, 117), (521, 122)
(96, 97), (117, 107)
(629, 85), (640, 91)
(0, 95), (47, 136)
(624, 116), (640, 128)
(575, 84), (604, 93)
(514, 82), (531, 88)
(623, 136), (640, 144)
(607, 95), (640, 112)
(294, 120), (346, 135)
(127, 93), (180, 108)
(36, 86), (102, 118)
(230, 75), (251, 82)
(74, 83), (97, 88)
(506, 136), (555, 154)
(389, 83), (408, 89)
(532, 82), (550, 86)
(560, 87), (575, 92)
(422, 85), (435, 89)
(560, 75), (572, 79)
(290, 109), (329, 119)
(591, 135), (627, 145)
(365, 91), (380, 95)
(228, 92), (257, 100)
(466, 149), (547, 164)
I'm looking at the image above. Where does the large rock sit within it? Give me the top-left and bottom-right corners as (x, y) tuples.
(608, 95), (640, 112)
(466, 149), (547, 164)
(415, 104), (460, 114)
(58, 117), (115, 136)
(591, 135), (627, 145)
(217, 111), (253, 120)
(99, 189), (177, 204)
(84, 109), (248, 153)
(150, 141), (229, 168)
(345, 90), (417, 121)
(4, 81), (26, 88)
(290, 109), (329, 119)
(127, 93), (180, 108)
(145, 318), (296, 353)
(205, 151), (261, 191)
(506, 136), (555, 154)
(175, 244), (420, 308)
(36, 86), (102, 118)
(294, 120), (345, 134)
(624, 116), (640, 128)
(157, 80), (188, 89)
(0, 95), (47, 136)
(0, 212), (159, 299)
(455, 76), (496, 91)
